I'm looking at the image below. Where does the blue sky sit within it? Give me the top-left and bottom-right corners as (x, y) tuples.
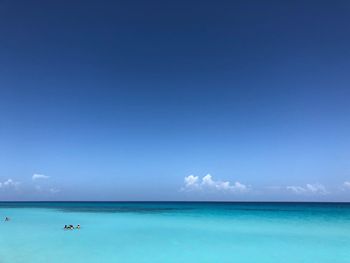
(0, 0), (350, 201)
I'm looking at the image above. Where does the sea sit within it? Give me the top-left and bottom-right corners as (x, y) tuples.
(0, 202), (349, 263)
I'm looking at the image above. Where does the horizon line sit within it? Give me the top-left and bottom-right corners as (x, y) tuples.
(1, 200), (349, 203)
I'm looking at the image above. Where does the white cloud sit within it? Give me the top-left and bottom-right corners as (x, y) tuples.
(182, 174), (249, 193)
(49, 188), (60, 194)
(32, 173), (50, 180)
(184, 175), (200, 189)
(306, 183), (327, 193)
(286, 185), (306, 194)
(286, 183), (328, 195)
(344, 181), (350, 189)
(0, 179), (20, 190)
(233, 181), (248, 191)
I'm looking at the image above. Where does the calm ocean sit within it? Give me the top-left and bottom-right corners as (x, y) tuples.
(0, 202), (349, 263)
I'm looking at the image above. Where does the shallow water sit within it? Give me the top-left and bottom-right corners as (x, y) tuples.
(0, 202), (349, 263)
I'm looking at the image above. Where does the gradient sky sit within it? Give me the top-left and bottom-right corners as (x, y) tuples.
(1, 0), (350, 201)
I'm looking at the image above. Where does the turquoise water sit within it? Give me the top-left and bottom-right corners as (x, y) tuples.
(0, 202), (349, 263)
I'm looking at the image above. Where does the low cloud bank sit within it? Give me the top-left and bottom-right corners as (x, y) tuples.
(32, 173), (50, 180)
(0, 179), (20, 189)
(344, 181), (350, 188)
(286, 183), (327, 195)
(182, 174), (249, 193)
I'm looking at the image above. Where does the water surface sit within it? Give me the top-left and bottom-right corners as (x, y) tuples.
(0, 202), (349, 262)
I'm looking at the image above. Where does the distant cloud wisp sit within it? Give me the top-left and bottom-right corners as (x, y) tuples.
(344, 181), (350, 189)
(182, 174), (249, 193)
(49, 188), (60, 194)
(32, 173), (61, 194)
(286, 183), (328, 195)
(0, 179), (21, 190)
(32, 173), (50, 180)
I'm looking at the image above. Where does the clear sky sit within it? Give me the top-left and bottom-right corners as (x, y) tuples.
(0, 0), (350, 201)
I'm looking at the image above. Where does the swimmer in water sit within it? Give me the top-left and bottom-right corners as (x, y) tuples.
(76, 224), (80, 229)
(4, 217), (10, 222)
